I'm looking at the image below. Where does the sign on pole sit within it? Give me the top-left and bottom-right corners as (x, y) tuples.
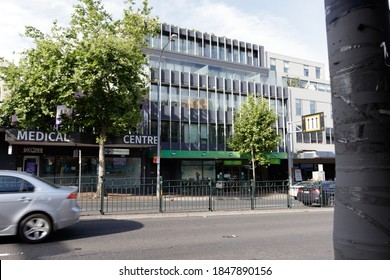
(302, 112), (325, 133)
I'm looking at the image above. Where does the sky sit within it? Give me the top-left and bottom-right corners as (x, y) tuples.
(0, 0), (330, 77)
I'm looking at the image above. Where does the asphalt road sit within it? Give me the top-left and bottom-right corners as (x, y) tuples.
(0, 208), (334, 260)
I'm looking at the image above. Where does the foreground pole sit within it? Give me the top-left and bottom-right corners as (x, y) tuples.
(325, 0), (390, 259)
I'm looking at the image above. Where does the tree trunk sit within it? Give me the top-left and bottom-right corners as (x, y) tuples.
(325, 0), (390, 259)
(95, 134), (106, 199)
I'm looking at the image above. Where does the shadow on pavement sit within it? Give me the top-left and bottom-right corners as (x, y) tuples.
(0, 219), (144, 245)
(53, 219), (144, 241)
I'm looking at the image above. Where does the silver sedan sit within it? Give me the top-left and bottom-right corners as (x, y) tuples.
(0, 170), (80, 243)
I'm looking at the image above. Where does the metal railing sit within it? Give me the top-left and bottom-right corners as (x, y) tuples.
(43, 176), (333, 215)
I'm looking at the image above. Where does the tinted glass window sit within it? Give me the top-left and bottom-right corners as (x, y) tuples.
(0, 176), (34, 193)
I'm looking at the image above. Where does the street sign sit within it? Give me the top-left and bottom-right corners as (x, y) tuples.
(302, 112), (325, 132)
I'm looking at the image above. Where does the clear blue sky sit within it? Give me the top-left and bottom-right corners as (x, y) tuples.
(0, 0), (329, 76)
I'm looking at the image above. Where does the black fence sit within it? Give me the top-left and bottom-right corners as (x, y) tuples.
(43, 176), (334, 215)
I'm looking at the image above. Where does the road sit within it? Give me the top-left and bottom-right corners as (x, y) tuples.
(0, 208), (334, 260)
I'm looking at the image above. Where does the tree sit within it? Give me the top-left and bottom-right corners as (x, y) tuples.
(228, 94), (280, 182)
(325, 0), (390, 259)
(0, 0), (159, 198)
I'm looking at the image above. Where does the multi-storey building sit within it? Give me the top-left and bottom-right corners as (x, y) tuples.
(145, 24), (289, 181)
(266, 52), (335, 181)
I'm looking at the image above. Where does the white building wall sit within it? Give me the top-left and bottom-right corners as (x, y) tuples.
(265, 52), (335, 178)
(290, 87), (334, 155)
(266, 52), (326, 81)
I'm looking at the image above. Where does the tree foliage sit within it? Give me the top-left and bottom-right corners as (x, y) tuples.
(0, 0), (159, 197)
(228, 94), (280, 181)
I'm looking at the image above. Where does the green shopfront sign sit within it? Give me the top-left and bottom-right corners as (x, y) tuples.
(152, 150), (287, 164)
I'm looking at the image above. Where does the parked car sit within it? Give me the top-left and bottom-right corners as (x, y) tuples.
(0, 170), (80, 243)
(297, 180), (335, 206)
(289, 181), (319, 200)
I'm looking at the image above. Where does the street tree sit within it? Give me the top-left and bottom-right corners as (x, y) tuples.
(228, 94), (280, 182)
(0, 0), (159, 198)
(325, 0), (390, 259)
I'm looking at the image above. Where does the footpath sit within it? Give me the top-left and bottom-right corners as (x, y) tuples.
(79, 207), (334, 221)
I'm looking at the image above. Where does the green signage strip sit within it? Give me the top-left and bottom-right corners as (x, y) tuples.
(149, 150), (287, 163)
(161, 150), (245, 159)
(223, 160), (242, 166)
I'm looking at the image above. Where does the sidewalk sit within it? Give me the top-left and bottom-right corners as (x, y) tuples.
(79, 206), (334, 221)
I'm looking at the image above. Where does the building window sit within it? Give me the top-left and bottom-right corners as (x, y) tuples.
(270, 58), (276, 71)
(253, 50), (258, 66)
(171, 87), (179, 107)
(179, 36), (187, 53)
(161, 86), (169, 106)
(200, 124), (207, 145)
(247, 51), (253, 65)
(161, 121), (169, 142)
(316, 67), (321, 79)
(217, 124), (224, 144)
(218, 42), (225, 61)
(209, 124), (216, 145)
(304, 132), (310, 143)
(310, 101), (316, 114)
(233, 46), (239, 63)
(296, 125), (303, 143)
(226, 44), (232, 62)
(196, 39), (202, 56)
(190, 124), (198, 145)
(283, 61), (289, 73)
(211, 43), (218, 59)
(188, 38), (195, 55)
(240, 48), (245, 64)
(326, 128), (334, 144)
(295, 99), (302, 116)
(171, 122), (179, 143)
(204, 40), (210, 58)
(181, 123), (190, 144)
(304, 65), (309, 77)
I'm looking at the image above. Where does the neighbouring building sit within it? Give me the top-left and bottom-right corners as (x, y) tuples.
(266, 52), (335, 181)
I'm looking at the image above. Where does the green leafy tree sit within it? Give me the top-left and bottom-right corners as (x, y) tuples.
(228, 94), (280, 182)
(0, 0), (159, 197)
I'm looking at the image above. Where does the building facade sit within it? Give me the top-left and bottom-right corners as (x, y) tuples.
(266, 52), (335, 181)
(3, 24), (336, 183)
(145, 24), (289, 181)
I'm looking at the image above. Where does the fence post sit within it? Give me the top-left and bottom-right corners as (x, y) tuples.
(251, 179), (255, 210)
(209, 179), (213, 211)
(159, 176), (163, 213)
(100, 175), (105, 215)
(287, 180), (292, 208)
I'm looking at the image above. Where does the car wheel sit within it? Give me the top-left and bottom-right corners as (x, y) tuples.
(327, 196), (335, 206)
(18, 213), (52, 243)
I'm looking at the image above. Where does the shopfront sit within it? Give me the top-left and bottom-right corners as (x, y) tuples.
(154, 150), (288, 181)
(2, 129), (157, 180)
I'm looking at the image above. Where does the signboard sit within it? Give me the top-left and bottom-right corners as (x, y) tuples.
(6, 129), (70, 143)
(104, 148), (130, 155)
(294, 169), (302, 181)
(302, 112), (325, 133)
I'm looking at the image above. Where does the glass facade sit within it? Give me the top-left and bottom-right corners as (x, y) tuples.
(145, 24), (288, 180)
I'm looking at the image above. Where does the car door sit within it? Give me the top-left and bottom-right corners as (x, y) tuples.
(0, 175), (35, 234)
